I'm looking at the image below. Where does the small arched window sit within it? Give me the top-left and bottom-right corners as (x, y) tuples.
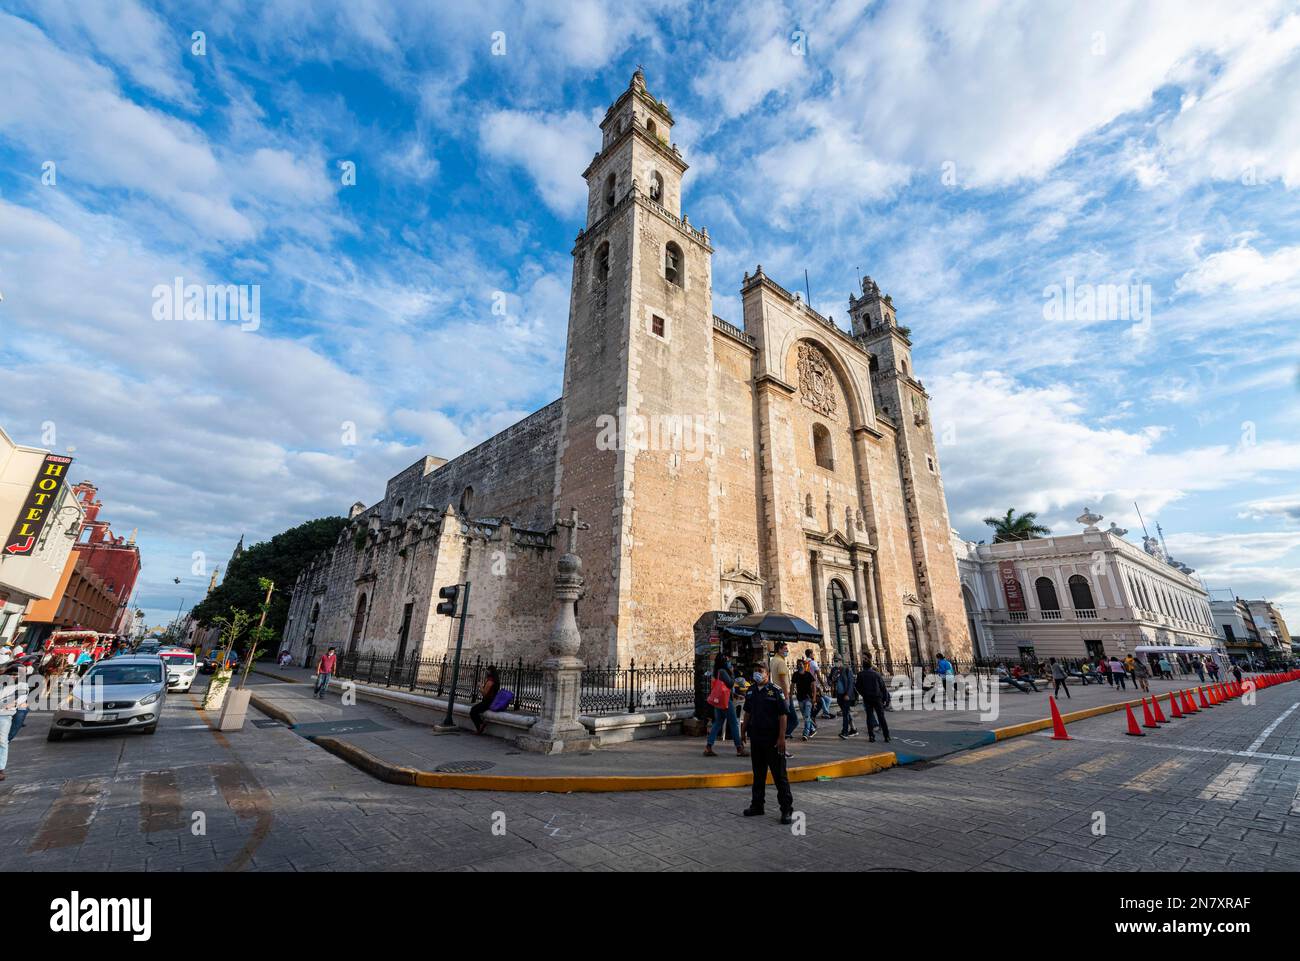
(664, 242), (683, 286)
(804, 493), (814, 517)
(604, 172), (617, 212)
(647, 117), (658, 139)
(595, 242), (610, 284)
(649, 170), (663, 202)
(459, 485), (474, 517)
(1068, 574), (1095, 611)
(1035, 576), (1060, 611)
(812, 423), (833, 470)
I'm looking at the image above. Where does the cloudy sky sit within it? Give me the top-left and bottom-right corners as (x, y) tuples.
(1, 0), (1297, 629)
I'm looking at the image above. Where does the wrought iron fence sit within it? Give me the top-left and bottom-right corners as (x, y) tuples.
(333, 651), (695, 717)
(579, 659), (696, 716)
(334, 652), (546, 713)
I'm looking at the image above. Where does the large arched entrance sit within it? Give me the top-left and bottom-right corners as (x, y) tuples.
(962, 586), (982, 658)
(906, 615), (923, 665)
(348, 593), (368, 654)
(826, 579), (853, 660)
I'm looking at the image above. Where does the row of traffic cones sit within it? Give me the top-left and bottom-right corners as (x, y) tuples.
(1047, 670), (1300, 741)
(1047, 678), (1262, 741)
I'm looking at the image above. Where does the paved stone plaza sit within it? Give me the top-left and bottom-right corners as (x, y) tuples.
(2, 672), (1298, 872)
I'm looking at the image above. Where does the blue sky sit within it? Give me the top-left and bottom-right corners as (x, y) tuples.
(1, 0), (1298, 630)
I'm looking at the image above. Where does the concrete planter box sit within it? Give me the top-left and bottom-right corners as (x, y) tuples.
(218, 687), (253, 731)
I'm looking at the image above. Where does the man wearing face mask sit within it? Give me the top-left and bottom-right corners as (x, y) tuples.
(740, 665), (794, 825)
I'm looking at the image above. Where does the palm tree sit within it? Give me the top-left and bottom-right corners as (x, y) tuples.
(982, 508), (1052, 543)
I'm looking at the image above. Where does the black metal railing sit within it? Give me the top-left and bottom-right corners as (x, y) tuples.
(579, 659), (696, 716)
(333, 651), (695, 717)
(334, 652), (545, 713)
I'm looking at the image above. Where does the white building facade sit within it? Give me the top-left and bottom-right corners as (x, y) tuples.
(954, 511), (1219, 664)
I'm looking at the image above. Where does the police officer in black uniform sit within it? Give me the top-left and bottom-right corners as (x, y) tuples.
(740, 665), (794, 824)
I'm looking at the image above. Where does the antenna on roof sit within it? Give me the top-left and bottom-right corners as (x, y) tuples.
(804, 269), (812, 310)
(1134, 502), (1150, 539)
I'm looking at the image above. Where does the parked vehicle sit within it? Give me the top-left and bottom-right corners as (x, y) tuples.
(199, 650), (239, 675)
(160, 650), (198, 692)
(47, 655), (166, 741)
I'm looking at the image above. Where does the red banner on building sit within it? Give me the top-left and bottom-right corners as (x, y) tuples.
(5, 454), (74, 556)
(999, 560), (1025, 611)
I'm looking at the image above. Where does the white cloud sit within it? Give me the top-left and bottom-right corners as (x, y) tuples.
(478, 109), (596, 217)
(1176, 242), (1300, 294)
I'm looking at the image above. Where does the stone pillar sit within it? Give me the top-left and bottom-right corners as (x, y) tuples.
(517, 511), (596, 755)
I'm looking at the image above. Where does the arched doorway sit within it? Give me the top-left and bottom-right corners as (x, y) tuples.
(826, 579), (852, 660)
(728, 595), (753, 615)
(962, 586), (982, 658)
(906, 615), (923, 665)
(348, 593), (367, 655)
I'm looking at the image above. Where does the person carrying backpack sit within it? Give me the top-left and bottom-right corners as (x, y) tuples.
(829, 654), (857, 739)
(854, 658), (890, 743)
(704, 652), (747, 757)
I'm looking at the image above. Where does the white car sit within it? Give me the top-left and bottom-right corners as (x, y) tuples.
(160, 650), (198, 692)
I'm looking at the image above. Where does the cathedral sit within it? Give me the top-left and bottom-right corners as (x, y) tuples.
(283, 70), (972, 672)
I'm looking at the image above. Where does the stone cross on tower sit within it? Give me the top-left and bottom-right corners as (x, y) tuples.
(556, 507), (589, 555)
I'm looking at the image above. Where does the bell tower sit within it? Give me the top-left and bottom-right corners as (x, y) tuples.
(553, 70), (719, 664)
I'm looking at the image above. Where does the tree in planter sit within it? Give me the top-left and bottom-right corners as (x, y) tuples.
(238, 578), (278, 689)
(202, 607), (252, 712)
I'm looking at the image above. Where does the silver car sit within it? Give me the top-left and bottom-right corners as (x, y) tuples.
(48, 655), (166, 740)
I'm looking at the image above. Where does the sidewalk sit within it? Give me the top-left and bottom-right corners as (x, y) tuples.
(244, 664), (1259, 791)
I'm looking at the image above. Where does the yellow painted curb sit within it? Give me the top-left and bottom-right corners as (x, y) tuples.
(312, 734), (898, 792)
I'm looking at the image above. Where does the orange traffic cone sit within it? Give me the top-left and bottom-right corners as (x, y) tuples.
(1151, 693), (1168, 723)
(1198, 687), (1213, 709)
(1169, 690), (1183, 718)
(1140, 697), (1159, 728)
(1207, 686), (1219, 705)
(1183, 690), (1198, 713)
(1124, 703), (1145, 736)
(1048, 696), (1072, 740)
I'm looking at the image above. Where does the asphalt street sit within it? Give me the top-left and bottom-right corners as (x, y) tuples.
(2, 674), (1298, 871)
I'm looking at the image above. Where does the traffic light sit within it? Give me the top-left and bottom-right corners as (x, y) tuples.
(436, 585), (460, 617)
(842, 599), (860, 625)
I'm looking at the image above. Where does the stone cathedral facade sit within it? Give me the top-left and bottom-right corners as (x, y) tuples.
(283, 71), (971, 671)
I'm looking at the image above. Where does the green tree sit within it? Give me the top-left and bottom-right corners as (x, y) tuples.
(982, 508), (1052, 543)
(189, 516), (346, 651)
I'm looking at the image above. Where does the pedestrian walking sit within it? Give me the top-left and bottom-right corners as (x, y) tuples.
(1158, 655), (1172, 680)
(704, 652), (747, 757)
(1134, 658), (1150, 693)
(1193, 658), (1206, 683)
(1207, 659), (1220, 682)
(0, 674), (19, 781)
(1049, 658), (1071, 699)
(793, 659), (817, 740)
(1109, 655), (1127, 691)
(1099, 656), (1113, 686)
(854, 657), (891, 743)
(769, 642), (798, 752)
(740, 665), (793, 825)
(313, 647), (337, 699)
(805, 648), (835, 719)
(469, 666), (499, 734)
(829, 654), (857, 739)
(1231, 663), (1243, 685)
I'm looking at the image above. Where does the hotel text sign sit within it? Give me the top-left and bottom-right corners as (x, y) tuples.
(5, 454), (74, 556)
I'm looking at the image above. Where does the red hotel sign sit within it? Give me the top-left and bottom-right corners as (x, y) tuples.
(998, 560), (1026, 612)
(5, 454), (74, 556)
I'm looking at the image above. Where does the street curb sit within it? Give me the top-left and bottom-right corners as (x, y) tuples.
(251, 667), (304, 684)
(248, 692), (298, 728)
(309, 735), (898, 792)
